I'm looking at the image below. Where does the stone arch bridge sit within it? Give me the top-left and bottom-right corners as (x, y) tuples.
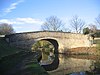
(5, 31), (90, 53)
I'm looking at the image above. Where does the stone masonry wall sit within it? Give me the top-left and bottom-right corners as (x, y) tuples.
(5, 31), (91, 53)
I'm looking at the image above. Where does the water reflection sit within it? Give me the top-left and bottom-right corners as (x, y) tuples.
(47, 54), (100, 75)
(40, 51), (55, 65)
(41, 53), (59, 71)
(39, 51), (100, 75)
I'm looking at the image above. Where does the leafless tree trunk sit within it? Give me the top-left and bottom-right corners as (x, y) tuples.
(96, 14), (100, 27)
(70, 15), (85, 33)
(41, 16), (65, 31)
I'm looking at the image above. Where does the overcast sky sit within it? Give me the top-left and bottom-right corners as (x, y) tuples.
(0, 0), (100, 33)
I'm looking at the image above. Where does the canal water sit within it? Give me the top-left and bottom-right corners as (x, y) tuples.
(40, 54), (100, 75)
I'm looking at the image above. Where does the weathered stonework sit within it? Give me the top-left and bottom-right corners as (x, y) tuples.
(5, 31), (91, 53)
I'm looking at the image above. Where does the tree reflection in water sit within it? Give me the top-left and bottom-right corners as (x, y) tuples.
(40, 51), (55, 65)
(36, 40), (100, 75)
(47, 54), (100, 75)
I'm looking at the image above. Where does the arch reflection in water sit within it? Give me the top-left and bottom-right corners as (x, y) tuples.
(37, 39), (59, 71)
(48, 55), (100, 75)
(41, 54), (59, 71)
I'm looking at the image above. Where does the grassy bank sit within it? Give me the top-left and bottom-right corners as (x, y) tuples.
(0, 37), (48, 75)
(0, 51), (48, 75)
(0, 37), (23, 58)
(94, 38), (100, 55)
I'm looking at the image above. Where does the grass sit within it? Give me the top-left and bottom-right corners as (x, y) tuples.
(23, 63), (48, 75)
(0, 51), (48, 75)
(94, 39), (100, 48)
(96, 42), (100, 50)
(0, 37), (48, 75)
(0, 37), (23, 58)
(0, 51), (28, 74)
(93, 39), (100, 44)
(93, 38), (100, 55)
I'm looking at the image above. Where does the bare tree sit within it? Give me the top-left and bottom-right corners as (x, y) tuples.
(89, 24), (97, 33)
(0, 23), (15, 35)
(41, 16), (65, 31)
(70, 15), (85, 33)
(96, 14), (100, 27)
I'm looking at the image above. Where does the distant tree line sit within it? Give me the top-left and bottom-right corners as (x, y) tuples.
(41, 14), (100, 34)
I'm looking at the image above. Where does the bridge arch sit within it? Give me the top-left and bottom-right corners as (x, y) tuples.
(35, 38), (59, 54)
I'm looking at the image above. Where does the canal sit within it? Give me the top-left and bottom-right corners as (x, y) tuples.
(40, 53), (100, 75)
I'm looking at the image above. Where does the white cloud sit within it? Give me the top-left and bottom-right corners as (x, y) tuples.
(0, 18), (44, 32)
(4, 0), (24, 13)
(0, 18), (43, 25)
(16, 18), (43, 24)
(0, 19), (16, 24)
